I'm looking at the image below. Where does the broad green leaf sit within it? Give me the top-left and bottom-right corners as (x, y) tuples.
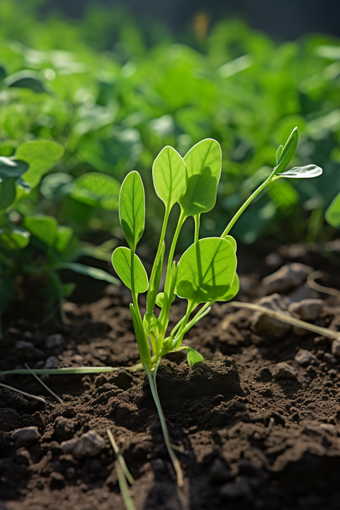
(187, 348), (204, 367)
(4, 71), (48, 93)
(277, 164), (323, 179)
(15, 141), (64, 196)
(0, 157), (28, 181)
(112, 246), (148, 293)
(55, 226), (73, 252)
(0, 179), (16, 211)
(153, 146), (187, 209)
(326, 192), (340, 229)
(55, 262), (119, 285)
(23, 215), (58, 246)
(175, 237), (237, 305)
(0, 226), (30, 249)
(274, 127), (298, 174)
(224, 235), (237, 253)
(179, 139), (222, 217)
(71, 173), (120, 210)
(119, 171), (145, 251)
(221, 273), (240, 301)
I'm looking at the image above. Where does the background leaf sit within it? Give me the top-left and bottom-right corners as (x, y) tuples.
(0, 157), (28, 181)
(119, 171), (145, 251)
(112, 246), (148, 293)
(176, 237), (237, 305)
(179, 139), (222, 217)
(15, 140), (64, 196)
(23, 215), (58, 246)
(152, 146), (187, 209)
(326, 192), (340, 229)
(0, 226), (30, 249)
(55, 262), (119, 285)
(71, 173), (120, 210)
(4, 71), (48, 93)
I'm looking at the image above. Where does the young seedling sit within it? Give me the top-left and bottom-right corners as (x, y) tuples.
(1, 127), (326, 486)
(111, 127), (323, 484)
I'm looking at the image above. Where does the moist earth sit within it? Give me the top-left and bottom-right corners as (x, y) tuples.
(1, 242), (340, 510)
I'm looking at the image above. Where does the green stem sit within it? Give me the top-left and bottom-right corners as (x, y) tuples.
(194, 214), (200, 243)
(143, 361), (184, 487)
(164, 210), (185, 296)
(221, 170), (275, 238)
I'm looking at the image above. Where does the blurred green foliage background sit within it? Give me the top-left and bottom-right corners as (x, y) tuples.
(0, 0), (339, 325)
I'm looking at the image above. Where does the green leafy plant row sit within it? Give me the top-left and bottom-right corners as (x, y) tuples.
(0, 140), (119, 334)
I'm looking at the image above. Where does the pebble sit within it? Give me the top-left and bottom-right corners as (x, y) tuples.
(50, 471), (65, 488)
(325, 353), (337, 365)
(287, 284), (319, 303)
(262, 263), (313, 294)
(14, 448), (31, 465)
(295, 349), (317, 366)
(45, 334), (64, 349)
(272, 362), (297, 380)
(45, 356), (59, 369)
(288, 299), (324, 321)
(251, 294), (291, 339)
(11, 426), (40, 445)
(331, 339), (340, 358)
(61, 430), (105, 459)
(220, 478), (252, 499)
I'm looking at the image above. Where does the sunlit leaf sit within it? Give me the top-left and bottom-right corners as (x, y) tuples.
(119, 171), (145, 251)
(153, 146), (187, 209)
(71, 172), (120, 210)
(112, 246), (148, 293)
(176, 237), (237, 305)
(179, 139), (222, 217)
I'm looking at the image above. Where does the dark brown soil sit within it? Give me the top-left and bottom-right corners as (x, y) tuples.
(1, 242), (340, 510)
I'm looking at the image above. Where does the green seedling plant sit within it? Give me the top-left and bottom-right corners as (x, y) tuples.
(0, 140), (119, 334)
(1, 127), (325, 486)
(111, 127), (322, 484)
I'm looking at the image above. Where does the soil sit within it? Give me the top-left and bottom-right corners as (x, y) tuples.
(1, 241), (340, 510)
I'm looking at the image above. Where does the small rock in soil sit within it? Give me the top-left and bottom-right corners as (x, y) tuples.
(45, 356), (58, 369)
(251, 294), (291, 339)
(220, 478), (252, 499)
(61, 430), (105, 459)
(295, 349), (317, 366)
(272, 362), (297, 379)
(287, 284), (319, 303)
(288, 299), (324, 321)
(331, 339), (340, 358)
(11, 426), (40, 445)
(325, 353), (337, 365)
(45, 334), (64, 349)
(54, 417), (75, 441)
(262, 263), (312, 294)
